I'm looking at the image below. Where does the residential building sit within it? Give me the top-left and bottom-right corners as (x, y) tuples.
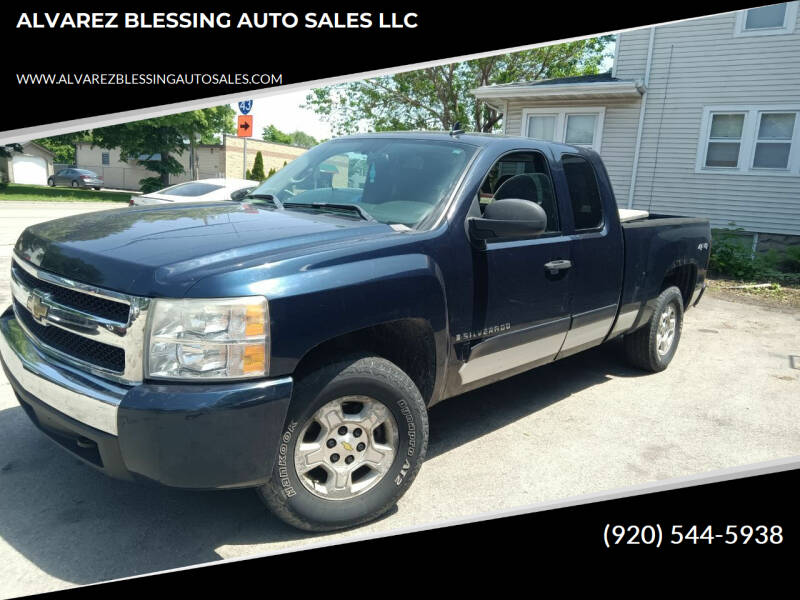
(472, 2), (800, 249)
(0, 142), (55, 186)
(75, 135), (307, 190)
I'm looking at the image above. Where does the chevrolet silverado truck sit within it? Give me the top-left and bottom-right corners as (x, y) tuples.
(0, 132), (710, 531)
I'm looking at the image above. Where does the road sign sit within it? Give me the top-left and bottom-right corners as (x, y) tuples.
(237, 115), (253, 137)
(238, 100), (253, 115)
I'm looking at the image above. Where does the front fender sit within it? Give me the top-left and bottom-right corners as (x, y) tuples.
(262, 253), (448, 375)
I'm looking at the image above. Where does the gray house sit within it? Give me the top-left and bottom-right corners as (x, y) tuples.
(472, 2), (800, 250)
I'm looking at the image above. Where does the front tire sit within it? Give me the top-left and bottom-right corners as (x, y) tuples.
(47, 178), (55, 187)
(258, 354), (429, 532)
(624, 286), (684, 372)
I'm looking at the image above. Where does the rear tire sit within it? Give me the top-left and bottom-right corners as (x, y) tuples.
(47, 178), (55, 187)
(257, 354), (429, 532)
(624, 286), (684, 372)
(71, 180), (78, 188)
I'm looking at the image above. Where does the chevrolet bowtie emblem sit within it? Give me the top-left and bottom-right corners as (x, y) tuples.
(27, 292), (50, 325)
(341, 442), (354, 452)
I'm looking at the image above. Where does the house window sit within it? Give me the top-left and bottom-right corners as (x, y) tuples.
(734, 2), (798, 36)
(753, 113), (796, 169)
(522, 107), (605, 151)
(697, 105), (800, 175)
(101, 152), (110, 166)
(526, 115), (556, 140)
(705, 113), (745, 168)
(565, 115), (598, 146)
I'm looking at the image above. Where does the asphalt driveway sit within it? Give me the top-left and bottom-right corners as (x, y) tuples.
(0, 202), (798, 597)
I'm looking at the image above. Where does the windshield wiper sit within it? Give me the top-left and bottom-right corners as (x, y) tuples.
(243, 193), (283, 208)
(283, 202), (376, 222)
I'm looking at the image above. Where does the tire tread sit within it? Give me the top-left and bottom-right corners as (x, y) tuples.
(624, 286), (684, 373)
(258, 353), (428, 532)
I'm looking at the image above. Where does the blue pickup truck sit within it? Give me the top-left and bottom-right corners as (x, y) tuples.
(0, 132), (710, 531)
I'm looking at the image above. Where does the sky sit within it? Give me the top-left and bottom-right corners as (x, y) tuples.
(228, 88), (333, 142)
(227, 38), (616, 142)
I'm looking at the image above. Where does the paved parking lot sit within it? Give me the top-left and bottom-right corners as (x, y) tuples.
(0, 202), (798, 597)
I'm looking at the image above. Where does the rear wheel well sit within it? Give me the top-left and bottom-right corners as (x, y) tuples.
(660, 264), (696, 308)
(293, 319), (437, 406)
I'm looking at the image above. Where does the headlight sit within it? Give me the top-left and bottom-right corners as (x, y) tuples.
(147, 297), (268, 380)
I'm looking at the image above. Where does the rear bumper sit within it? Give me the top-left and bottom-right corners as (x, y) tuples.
(0, 307), (292, 489)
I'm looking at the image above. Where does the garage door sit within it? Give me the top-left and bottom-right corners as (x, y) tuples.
(12, 155), (48, 185)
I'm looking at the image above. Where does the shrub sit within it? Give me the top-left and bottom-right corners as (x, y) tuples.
(250, 151), (266, 181)
(710, 225), (800, 284)
(709, 227), (757, 279)
(781, 246), (800, 273)
(139, 177), (165, 194)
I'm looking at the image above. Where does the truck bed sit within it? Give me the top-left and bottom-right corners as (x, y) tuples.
(613, 213), (711, 337)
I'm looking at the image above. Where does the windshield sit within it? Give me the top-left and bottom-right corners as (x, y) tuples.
(247, 137), (477, 227)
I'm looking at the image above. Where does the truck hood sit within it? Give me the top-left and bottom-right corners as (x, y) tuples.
(14, 202), (392, 297)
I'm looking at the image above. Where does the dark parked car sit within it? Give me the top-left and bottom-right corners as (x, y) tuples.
(1, 132), (711, 532)
(48, 168), (104, 190)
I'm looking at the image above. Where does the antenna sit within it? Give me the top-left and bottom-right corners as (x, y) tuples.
(450, 122), (465, 136)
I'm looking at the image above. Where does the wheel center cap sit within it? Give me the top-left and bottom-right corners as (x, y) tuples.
(341, 441), (354, 451)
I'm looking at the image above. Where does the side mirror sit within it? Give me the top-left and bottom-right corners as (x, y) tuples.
(468, 198), (547, 244)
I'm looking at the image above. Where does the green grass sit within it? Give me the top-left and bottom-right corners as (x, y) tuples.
(0, 183), (132, 203)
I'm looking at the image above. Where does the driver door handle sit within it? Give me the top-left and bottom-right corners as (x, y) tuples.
(544, 259), (572, 273)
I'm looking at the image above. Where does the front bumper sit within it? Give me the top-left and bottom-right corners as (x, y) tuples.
(0, 308), (292, 489)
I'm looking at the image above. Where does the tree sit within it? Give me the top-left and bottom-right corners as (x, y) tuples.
(34, 132), (93, 164)
(88, 106), (235, 192)
(289, 130), (318, 148)
(247, 151), (266, 181)
(0, 143), (22, 159)
(0, 143), (22, 186)
(305, 37), (612, 134)
(263, 124), (293, 145)
(262, 124), (318, 148)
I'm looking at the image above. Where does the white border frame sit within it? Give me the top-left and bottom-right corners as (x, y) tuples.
(695, 104), (800, 176)
(521, 106), (606, 152)
(733, 1), (798, 37)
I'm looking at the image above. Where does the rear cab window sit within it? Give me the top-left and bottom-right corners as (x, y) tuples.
(160, 182), (224, 197)
(562, 154), (604, 231)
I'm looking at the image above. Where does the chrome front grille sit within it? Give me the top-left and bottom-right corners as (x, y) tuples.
(9, 254), (150, 384)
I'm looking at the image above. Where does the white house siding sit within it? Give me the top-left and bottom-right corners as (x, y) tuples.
(624, 10), (800, 235)
(504, 97), (642, 203)
(613, 28), (651, 80)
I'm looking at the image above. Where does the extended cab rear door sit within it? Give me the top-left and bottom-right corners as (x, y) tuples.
(553, 151), (624, 359)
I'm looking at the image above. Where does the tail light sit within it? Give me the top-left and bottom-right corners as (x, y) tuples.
(80, 175), (90, 180)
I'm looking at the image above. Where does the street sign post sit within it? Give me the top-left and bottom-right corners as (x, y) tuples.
(237, 115), (253, 137)
(237, 114), (253, 178)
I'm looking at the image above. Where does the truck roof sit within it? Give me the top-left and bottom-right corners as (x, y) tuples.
(333, 130), (594, 155)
